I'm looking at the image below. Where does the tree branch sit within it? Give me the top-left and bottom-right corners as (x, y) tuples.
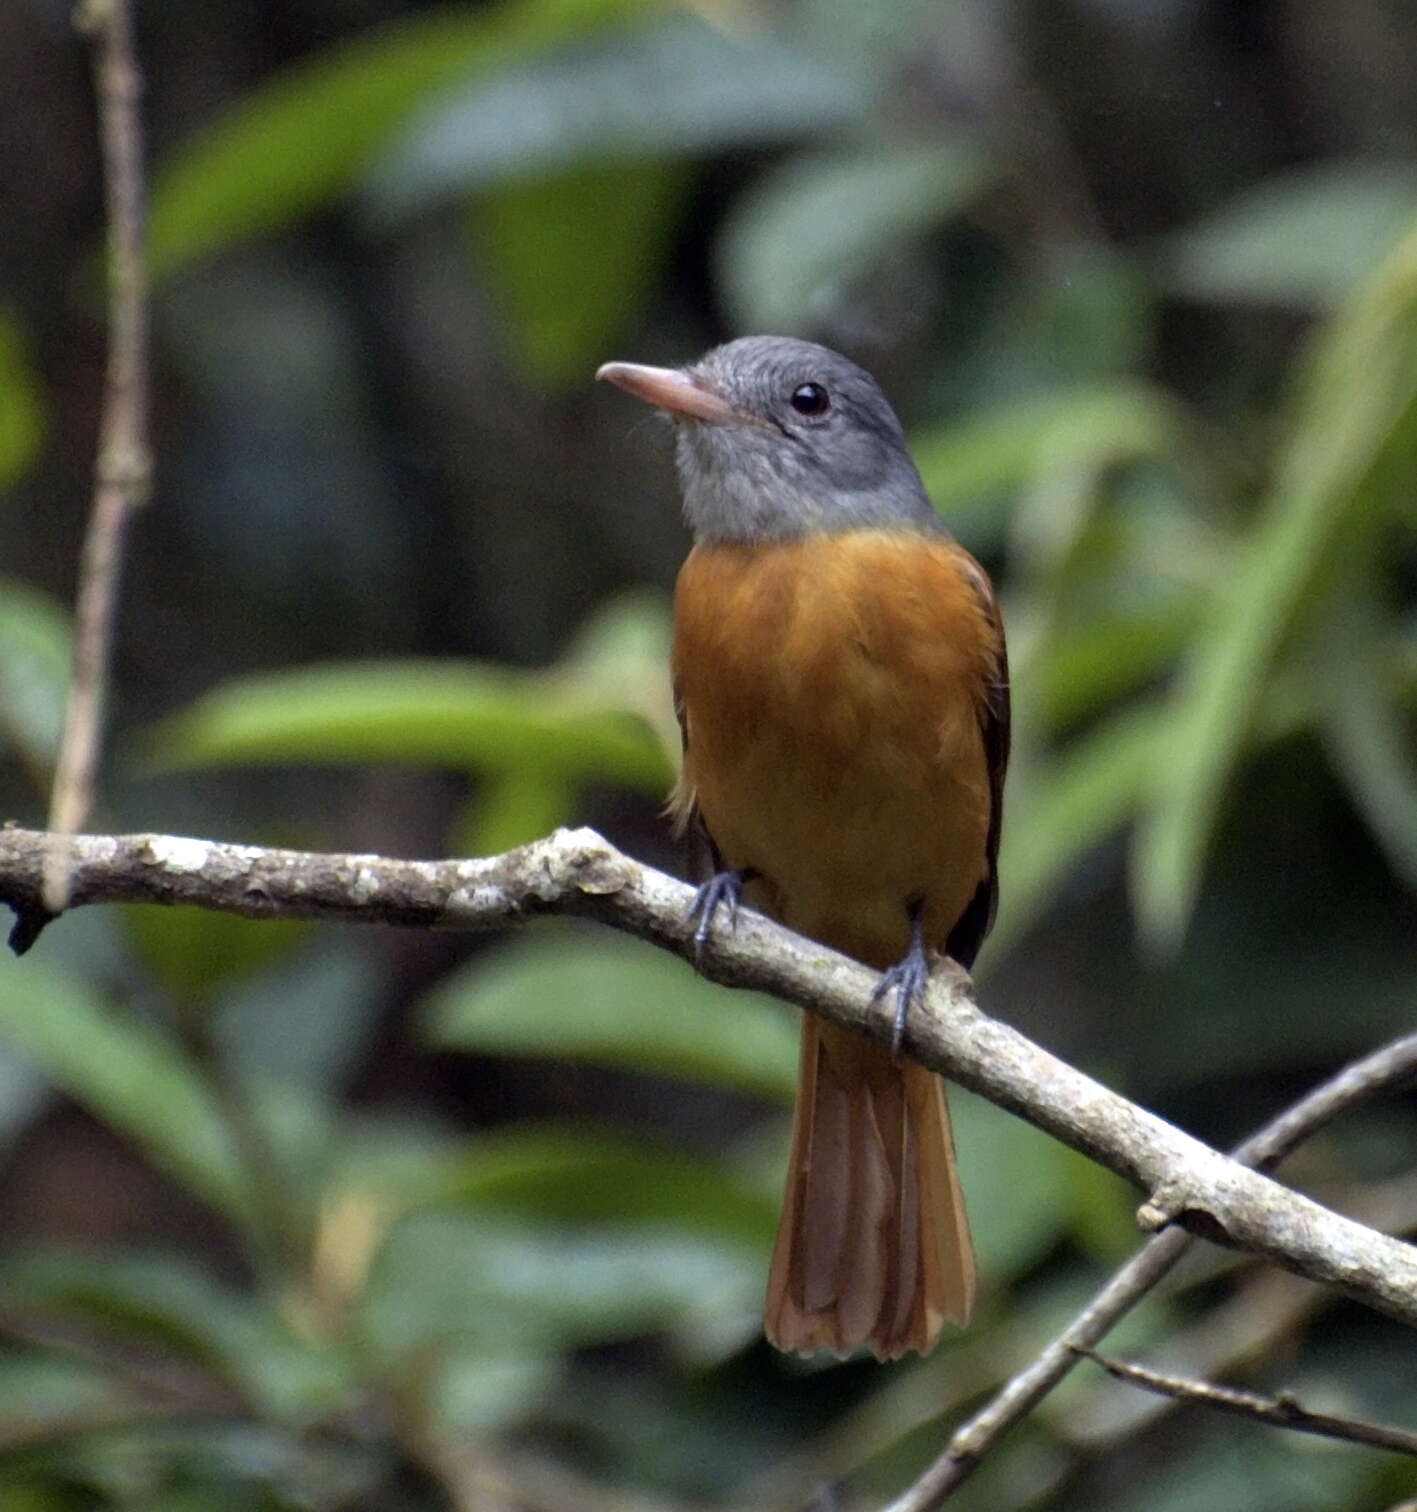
(45, 0), (153, 914)
(1074, 1347), (1417, 1458)
(2, 823), (1415, 1336)
(1064, 1173), (1417, 1453)
(882, 1029), (1417, 1511)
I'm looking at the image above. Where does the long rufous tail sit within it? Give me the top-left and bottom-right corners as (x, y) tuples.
(764, 1015), (975, 1360)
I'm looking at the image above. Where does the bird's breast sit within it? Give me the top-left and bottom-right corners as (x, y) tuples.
(672, 530), (1000, 966)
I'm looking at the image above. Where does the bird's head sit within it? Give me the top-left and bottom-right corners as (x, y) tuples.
(596, 335), (938, 544)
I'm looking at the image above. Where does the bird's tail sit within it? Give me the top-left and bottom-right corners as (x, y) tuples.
(764, 1015), (975, 1360)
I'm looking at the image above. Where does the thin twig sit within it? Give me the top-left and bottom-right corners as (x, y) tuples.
(1074, 1347), (1417, 1458)
(1063, 1172), (1417, 1451)
(44, 0), (153, 913)
(2, 824), (1416, 1335)
(881, 1029), (1417, 1511)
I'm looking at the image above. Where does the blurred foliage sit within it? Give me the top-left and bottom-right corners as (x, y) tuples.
(1136, 220), (1417, 946)
(0, 578), (70, 784)
(425, 930), (800, 1100)
(2, 0), (1416, 1508)
(145, 0), (669, 278)
(717, 141), (990, 332)
(0, 312), (45, 491)
(1162, 160), (1417, 309)
(473, 158), (692, 385)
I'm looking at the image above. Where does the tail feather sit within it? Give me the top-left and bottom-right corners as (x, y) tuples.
(764, 1016), (975, 1360)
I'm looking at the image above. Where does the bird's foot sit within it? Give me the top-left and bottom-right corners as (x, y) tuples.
(872, 904), (931, 1057)
(686, 868), (757, 962)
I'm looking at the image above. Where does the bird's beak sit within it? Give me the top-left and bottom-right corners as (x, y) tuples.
(596, 360), (747, 427)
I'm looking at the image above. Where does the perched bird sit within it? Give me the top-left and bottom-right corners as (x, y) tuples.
(596, 336), (1009, 1359)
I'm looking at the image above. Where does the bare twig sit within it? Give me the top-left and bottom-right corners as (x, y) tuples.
(1074, 1347), (1417, 1458)
(2, 824), (1416, 1335)
(1064, 1172), (1417, 1451)
(44, 0), (153, 914)
(881, 1029), (1417, 1511)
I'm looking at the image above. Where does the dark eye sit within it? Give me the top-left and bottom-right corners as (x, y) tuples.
(789, 382), (830, 417)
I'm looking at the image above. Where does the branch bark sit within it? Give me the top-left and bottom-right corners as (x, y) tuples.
(885, 1029), (1417, 1509)
(1075, 1347), (1417, 1458)
(45, 0), (152, 913)
(3, 823), (1415, 1336)
(1062, 1172), (1417, 1454)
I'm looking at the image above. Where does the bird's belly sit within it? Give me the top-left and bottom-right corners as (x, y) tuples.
(674, 535), (994, 969)
(689, 677), (987, 967)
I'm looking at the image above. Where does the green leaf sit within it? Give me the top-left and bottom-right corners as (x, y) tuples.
(1027, 242), (1152, 381)
(1164, 160), (1417, 308)
(910, 382), (1189, 527)
(54, 1423), (386, 1510)
(0, 577), (71, 773)
(362, 12), (869, 218)
(457, 767), (577, 856)
(549, 587), (677, 753)
(0, 1355), (121, 1447)
(993, 606), (1417, 954)
(1135, 222), (1417, 948)
(1104, 1423), (1375, 1512)
(992, 700), (1167, 954)
(0, 959), (251, 1226)
(421, 1345), (558, 1438)
(122, 906), (310, 1008)
(422, 930), (799, 1101)
(1316, 585), (1417, 889)
(362, 1210), (761, 1358)
(0, 309), (45, 490)
(147, 0), (666, 278)
(952, 1089), (1074, 1282)
(142, 659), (672, 794)
(348, 1124), (777, 1244)
(0, 1251), (352, 1423)
(1058, 1143), (1141, 1261)
(1033, 595), (1202, 731)
(472, 158), (691, 387)
(214, 941), (387, 1096)
(0, 1041), (49, 1153)
(717, 141), (987, 333)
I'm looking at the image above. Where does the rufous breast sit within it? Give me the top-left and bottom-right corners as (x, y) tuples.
(672, 529), (999, 968)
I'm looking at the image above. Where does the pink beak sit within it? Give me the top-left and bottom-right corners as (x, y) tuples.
(595, 360), (747, 426)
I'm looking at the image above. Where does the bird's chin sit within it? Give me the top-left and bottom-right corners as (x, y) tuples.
(676, 429), (819, 545)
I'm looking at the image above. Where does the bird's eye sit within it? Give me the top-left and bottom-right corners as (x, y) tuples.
(789, 382), (830, 417)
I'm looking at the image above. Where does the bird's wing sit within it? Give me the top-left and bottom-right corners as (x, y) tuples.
(944, 550), (1010, 968)
(666, 674), (723, 875)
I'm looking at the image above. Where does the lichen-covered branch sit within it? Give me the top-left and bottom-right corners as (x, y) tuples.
(2, 823), (1415, 1336)
(886, 1029), (1417, 1509)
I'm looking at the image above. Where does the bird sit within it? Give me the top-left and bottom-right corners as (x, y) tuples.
(596, 336), (1009, 1360)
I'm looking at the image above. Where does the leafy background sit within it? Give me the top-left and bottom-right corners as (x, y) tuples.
(1, 0), (1416, 1507)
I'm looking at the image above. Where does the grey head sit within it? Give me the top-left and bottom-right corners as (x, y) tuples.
(596, 335), (941, 544)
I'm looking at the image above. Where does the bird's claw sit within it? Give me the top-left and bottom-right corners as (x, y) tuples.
(874, 904), (932, 1057)
(872, 952), (931, 1058)
(686, 868), (753, 962)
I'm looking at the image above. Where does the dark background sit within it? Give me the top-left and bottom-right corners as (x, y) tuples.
(1, 0), (1415, 1507)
